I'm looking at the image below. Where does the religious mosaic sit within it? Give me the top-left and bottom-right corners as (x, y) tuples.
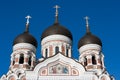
(49, 63), (69, 74)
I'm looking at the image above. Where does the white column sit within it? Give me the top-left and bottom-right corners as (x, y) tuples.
(53, 45), (56, 55)
(101, 54), (105, 68)
(80, 57), (84, 65)
(10, 57), (13, 67)
(96, 55), (101, 65)
(15, 54), (20, 64)
(31, 56), (34, 67)
(68, 47), (72, 57)
(59, 44), (62, 53)
(24, 54), (29, 64)
(86, 55), (92, 65)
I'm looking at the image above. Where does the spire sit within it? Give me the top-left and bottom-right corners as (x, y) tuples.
(25, 15), (31, 32)
(84, 16), (90, 33)
(54, 5), (60, 23)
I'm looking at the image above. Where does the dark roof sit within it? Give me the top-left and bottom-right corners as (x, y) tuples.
(78, 32), (102, 48)
(41, 23), (73, 40)
(13, 32), (38, 48)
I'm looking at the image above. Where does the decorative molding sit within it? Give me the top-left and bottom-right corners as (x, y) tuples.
(79, 44), (101, 54)
(41, 35), (72, 45)
(13, 43), (36, 53)
(25, 53), (85, 78)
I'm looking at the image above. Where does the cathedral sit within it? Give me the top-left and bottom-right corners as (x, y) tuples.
(0, 5), (114, 80)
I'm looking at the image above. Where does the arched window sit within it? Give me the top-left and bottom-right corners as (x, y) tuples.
(55, 46), (59, 54)
(45, 49), (48, 58)
(28, 56), (31, 66)
(84, 57), (87, 66)
(92, 56), (96, 65)
(19, 54), (24, 64)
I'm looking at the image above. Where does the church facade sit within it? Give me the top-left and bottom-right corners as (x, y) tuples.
(0, 5), (114, 80)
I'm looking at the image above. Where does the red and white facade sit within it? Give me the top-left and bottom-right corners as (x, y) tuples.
(0, 32), (114, 80)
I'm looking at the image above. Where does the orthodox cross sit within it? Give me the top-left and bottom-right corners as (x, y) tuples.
(54, 5), (60, 17)
(25, 15), (32, 25)
(84, 16), (89, 27)
(84, 16), (90, 33)
(25, 15), (31, 32)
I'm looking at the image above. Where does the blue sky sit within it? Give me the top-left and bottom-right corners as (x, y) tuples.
(0, 0), (119, 79)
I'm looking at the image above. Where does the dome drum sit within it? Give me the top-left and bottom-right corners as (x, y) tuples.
(79, 44), (101, 54)
(13, 43), (36, 53)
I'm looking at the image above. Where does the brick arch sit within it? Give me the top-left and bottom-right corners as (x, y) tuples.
(8, 76), (16, 80)
(99, 75), (110, 80)
(19, 73), (26, 80)
(21, 76), (26, 80)
(101, 76), (106, 80)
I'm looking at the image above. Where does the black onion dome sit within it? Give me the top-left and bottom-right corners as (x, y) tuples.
(78, 32), (102, 49)
(13, 32), (38, 48)
(41, 23), (73, 40)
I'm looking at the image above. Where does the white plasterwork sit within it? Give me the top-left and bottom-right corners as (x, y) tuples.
(79, 44), (101, 54)
(13, 43), (36, 53)
(41, 35), (72, 45)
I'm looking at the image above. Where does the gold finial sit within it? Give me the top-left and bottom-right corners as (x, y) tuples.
(25, 15), (31, 32)
(53, 5), (60, 23)
(84, 16), (90, 33)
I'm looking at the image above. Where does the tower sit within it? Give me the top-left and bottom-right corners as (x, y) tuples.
(7, 16), (38, 79)
(41, 5), (73, 58)
(78, 16), (104, 75)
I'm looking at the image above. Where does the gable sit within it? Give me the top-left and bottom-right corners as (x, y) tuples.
(39, 60), (79, 76)
(26, 53), (85, 78)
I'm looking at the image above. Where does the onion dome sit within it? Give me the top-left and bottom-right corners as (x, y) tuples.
(41, 23), (73, 40)
(13, 32), (38, 48)
(13, 15), (38, 48)
(78, 32), (102, 48)
(78, 16), (102, 49)
(41, 5), (73, 40)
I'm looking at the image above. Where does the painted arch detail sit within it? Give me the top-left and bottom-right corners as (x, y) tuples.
(32, 53), (85, 76)
(39, 61), (79, 76)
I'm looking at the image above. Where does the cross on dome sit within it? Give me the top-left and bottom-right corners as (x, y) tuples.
(25, 15), (32, 32)
(84, 16), (89, 26)
(25, 15), (32, 25)
(54, 5), (60, 23)
(54, 5), (60, 17)
(84, 16), (90, 33)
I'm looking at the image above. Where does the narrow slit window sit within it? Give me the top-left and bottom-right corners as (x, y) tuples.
(28, 56), (31, 66)
(45, 49), (48, 58)
(66, 49), (69, 57)
(84, 57), (87, 66)
(55, 46), (59, 54)
(92, 56), (96, 65)
(19, 54), (24, 64)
